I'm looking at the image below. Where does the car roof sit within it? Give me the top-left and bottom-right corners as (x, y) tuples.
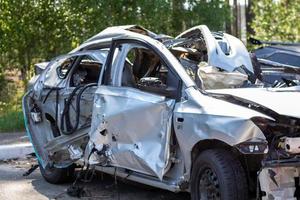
(267, 45), (300, 53)
(69, 25), (159, 53)
(257, 45), (300, 54)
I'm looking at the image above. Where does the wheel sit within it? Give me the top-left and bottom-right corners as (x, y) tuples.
(191, 149), (248, 200)
(39, 161), (75, 184)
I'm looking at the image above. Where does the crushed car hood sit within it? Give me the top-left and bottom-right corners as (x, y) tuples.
(208, 87), (300, 119)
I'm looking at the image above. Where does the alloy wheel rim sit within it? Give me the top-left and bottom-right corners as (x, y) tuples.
(198, 167), (221, 200)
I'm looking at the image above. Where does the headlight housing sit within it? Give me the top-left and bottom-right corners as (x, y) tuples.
(251, 117), (275, 132)
(235, 137), (268, 154)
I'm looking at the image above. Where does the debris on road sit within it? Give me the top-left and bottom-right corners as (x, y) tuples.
(23, 164), (39, 177)
(0, 155), (190, 200)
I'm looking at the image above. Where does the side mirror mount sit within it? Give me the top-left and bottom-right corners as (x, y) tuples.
(138, 77), (166, 89)
(137, 77), (177, 97)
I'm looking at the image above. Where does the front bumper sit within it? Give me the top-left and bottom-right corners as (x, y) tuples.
(259, 165), (300, 200)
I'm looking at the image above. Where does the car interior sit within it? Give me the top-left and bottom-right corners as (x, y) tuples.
(120, 46), (179, 98)
(70, 55), (103, 87)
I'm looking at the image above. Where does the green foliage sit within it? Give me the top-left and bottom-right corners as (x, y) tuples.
(0, 0), (231, 132)
(186, 0), (231, 31)
(250, 0), (300, 42)
(0, 0), (231, 81)
(0, 69), (7, 101)
(0, 106), (24, 133)
(0, 82), (24, 132)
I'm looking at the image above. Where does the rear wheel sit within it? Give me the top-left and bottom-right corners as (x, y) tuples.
(39, 162), (75, 184)
(191, 149), (248, 200)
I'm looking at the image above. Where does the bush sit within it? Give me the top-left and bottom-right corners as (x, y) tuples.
(0, 69), (8, 102)
(250, 0), (300, 42)
(0, 70), (25, 132)
(0, 105), (24, 132)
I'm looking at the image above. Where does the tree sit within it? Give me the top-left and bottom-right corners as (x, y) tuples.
(187, 0), (231, 32)
(0, 0), (231, 88)
(250, 0), (300, 42)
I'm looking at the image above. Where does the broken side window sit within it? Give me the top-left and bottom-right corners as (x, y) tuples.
(119, 46), (179, 98)
(56, 57), (76, 79)
(70, 55), (103, 87)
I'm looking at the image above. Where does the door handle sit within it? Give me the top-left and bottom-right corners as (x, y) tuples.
(177, 117), (184, 123)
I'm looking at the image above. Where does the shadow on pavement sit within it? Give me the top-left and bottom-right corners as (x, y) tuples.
(0, 158), (190, 200)
(31, 172), (191, 200)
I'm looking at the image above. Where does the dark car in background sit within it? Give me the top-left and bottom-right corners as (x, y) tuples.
(250, 38), (300, 87)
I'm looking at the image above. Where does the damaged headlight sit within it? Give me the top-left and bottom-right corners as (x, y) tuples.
(234, 117), (271, 154)
(251, 117), (274, 132)
(236, 138), (268, 154)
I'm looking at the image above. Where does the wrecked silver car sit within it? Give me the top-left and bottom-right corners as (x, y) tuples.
(23, 25), (300, 200)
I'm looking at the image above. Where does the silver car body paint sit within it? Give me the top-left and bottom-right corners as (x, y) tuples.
(172, 86), (270, 177)
(88, 86), (175, 180)
(22, 25), (300, 194)
(209, 87), (300, 119)
(43, 51), (108, 88)
(24, 50), (108, 168)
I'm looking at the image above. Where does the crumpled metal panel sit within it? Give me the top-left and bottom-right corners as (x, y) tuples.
(209, 87), (300, 119)
(88, 86), (175, 180)
(176, 25), (254, 73)
(198, 65), (248, 89)
(33, 50), (108, 98)
(173, 87), (269, 177)
(22, 91), (51, 168)
(259, 167), (299, 200)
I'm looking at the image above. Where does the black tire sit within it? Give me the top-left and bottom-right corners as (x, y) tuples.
(191, 149), (248, 200)
(39, 162), (75, 184)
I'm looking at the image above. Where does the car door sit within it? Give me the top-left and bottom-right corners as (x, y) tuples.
(36, 51), (106, 137)
(55, 53), (105, 136)
(26, 51), (107, 168)
(88, 40), (181, 180)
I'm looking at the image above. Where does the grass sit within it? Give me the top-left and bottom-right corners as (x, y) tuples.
(0, 108), (24, 132)
(0, 79), (25, 133)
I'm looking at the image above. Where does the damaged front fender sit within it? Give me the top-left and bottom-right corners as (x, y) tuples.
(173, 87), (269, 177)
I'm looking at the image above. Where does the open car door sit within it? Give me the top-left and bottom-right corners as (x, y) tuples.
(87, 40), (179, 179)
(23, 50), (107, 168)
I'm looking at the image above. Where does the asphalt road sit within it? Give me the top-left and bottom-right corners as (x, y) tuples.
(0, 132), (190, 200)
(0, 133), (258, 200)
(0, 132), (34, 160)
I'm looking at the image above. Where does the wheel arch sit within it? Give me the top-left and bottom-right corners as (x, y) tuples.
(191, 139), (240, 165)
(190, 139), (263, 194)
(190, 139), (245, 180)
